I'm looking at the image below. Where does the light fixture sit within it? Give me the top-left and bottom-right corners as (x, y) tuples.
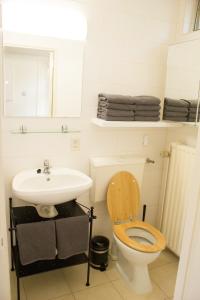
(2, 0), (87, 41)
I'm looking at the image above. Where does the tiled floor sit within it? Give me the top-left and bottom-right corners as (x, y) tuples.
(11, 249), (178, 300)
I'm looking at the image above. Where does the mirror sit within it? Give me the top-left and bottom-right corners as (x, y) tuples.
(164, 39), (200, 122)
(2, 0), (86, 117)
(165, 40), (200, 100)
(4, 46), (53, 117)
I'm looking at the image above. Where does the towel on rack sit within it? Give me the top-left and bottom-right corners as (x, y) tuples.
(132, 95), (161, 105)
(134, 104), (161, 111)
(55, 215), (89, 259)
(98, 108), (134, 117)
(164, 98), (189, 107)
(97, 114), (134, 121)
(98, 93), (135, 104)
(17, 221), (56, 265)
(98, 99), (135, 111)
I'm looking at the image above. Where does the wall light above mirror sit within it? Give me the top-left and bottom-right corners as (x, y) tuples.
(2, 0), (87, 117)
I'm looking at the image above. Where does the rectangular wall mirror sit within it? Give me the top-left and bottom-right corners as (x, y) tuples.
(4, 46), (53, 117)
(2, 0), (86, 117)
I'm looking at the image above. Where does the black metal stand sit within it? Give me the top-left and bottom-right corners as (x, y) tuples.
(9, 198), (96, 300)
(86, 206), (95, 286)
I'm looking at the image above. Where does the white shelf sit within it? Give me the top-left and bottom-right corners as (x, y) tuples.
(91, 118), (189, 128)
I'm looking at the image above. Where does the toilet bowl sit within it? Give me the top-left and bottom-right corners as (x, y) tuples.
(107, 171), (166, 294)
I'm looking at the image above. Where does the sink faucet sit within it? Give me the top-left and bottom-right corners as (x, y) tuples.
(43, 159), (50, 174)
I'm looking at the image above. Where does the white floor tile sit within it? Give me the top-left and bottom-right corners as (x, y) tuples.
(149, 249), (178, 270)
(150, 262), (178, 298)
(74, 283), (122, 300)
(62, 264), (109, 293)
(105, 260), (121, 281)
(22, 269), (71, 300)
(112, 278), (168, 300)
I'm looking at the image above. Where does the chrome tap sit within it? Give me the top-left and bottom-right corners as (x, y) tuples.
(43, 159), (50, 174)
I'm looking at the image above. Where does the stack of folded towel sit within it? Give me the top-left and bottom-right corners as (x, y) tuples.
(163, 98), (189, 122)
(183, 100), (200, 122)
(97, 93), (135, 121)
(133, 96), (161, 121)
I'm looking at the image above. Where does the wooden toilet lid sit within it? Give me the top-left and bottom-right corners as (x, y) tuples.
(107, 171), (140, 222)
(107, 171), (166, 252)
(114, 220), (166, 253)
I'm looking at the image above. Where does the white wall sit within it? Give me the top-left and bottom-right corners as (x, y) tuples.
(0, 3), (11, 299)
(2, 0), (180, 242)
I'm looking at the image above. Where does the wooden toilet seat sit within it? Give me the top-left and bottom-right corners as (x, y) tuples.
(113, 220), (166, 253)
(107, 171), (166, 253)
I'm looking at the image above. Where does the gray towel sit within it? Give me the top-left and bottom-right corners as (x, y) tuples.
(132, 95), (160, 105)
(134, 104), (161, 111)
(182, 99), (198, 108)
(164, 106), (188, 113)
(134, 116), (160, 121)
(97, 115), (134, 121)
(98, 108), (134, 117)
(188, 113), (200, 118)
(56, 216), (89, 259)
(99, 93), (134, 104)
(163, 111), (188, 117)
(163, 116), (187, 121)
(164, 98), (189, 107)
(188, 118), (200, 122)
(189, 107), (200, 113)
(135, 111), (160, 117)
(17, 221), (56, 265)
(98, 99), (135, 111)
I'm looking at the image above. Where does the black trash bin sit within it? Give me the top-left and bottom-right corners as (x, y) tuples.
(90, 236), (109, 271)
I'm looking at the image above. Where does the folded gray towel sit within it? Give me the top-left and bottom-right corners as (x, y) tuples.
(99, 93), (134, 104)
(163, 111), (188, 117)
(98, 99), (135, 111)
(134, 116), (160, 121)
(164, 106), (188, 113)
(56, 216), (89, 259)
(134, 104), (161, 111)
(132, 96), (160, 105)
(17, 221), (56, 265)
(182, 99), (198, 108)
(189, 107), (200, 113)
(135, 111), (160, 117)
(98, 108), (134, 117)
(164, 98), (189, 107)
(163, 116), (187, 121)
(188, 115), (200, 121)
(97, 115), (134, 121)
(188, 113), (200, 118)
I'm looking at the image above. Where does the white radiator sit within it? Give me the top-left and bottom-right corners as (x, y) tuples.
(161, 143), (196, 256)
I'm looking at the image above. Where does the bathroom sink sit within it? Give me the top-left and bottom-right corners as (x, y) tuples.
(12, 168), (93, 217)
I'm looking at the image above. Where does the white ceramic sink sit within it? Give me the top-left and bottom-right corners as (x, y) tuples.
(12, 168), (93, 217)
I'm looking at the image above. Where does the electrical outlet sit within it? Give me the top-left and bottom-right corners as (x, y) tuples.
(70, 136), (80, 151)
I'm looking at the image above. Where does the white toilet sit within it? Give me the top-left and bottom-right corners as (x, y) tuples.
(90, 156), (166, 294)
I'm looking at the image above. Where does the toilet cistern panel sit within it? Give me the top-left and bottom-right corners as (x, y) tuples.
(90, 155), (145, 203)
